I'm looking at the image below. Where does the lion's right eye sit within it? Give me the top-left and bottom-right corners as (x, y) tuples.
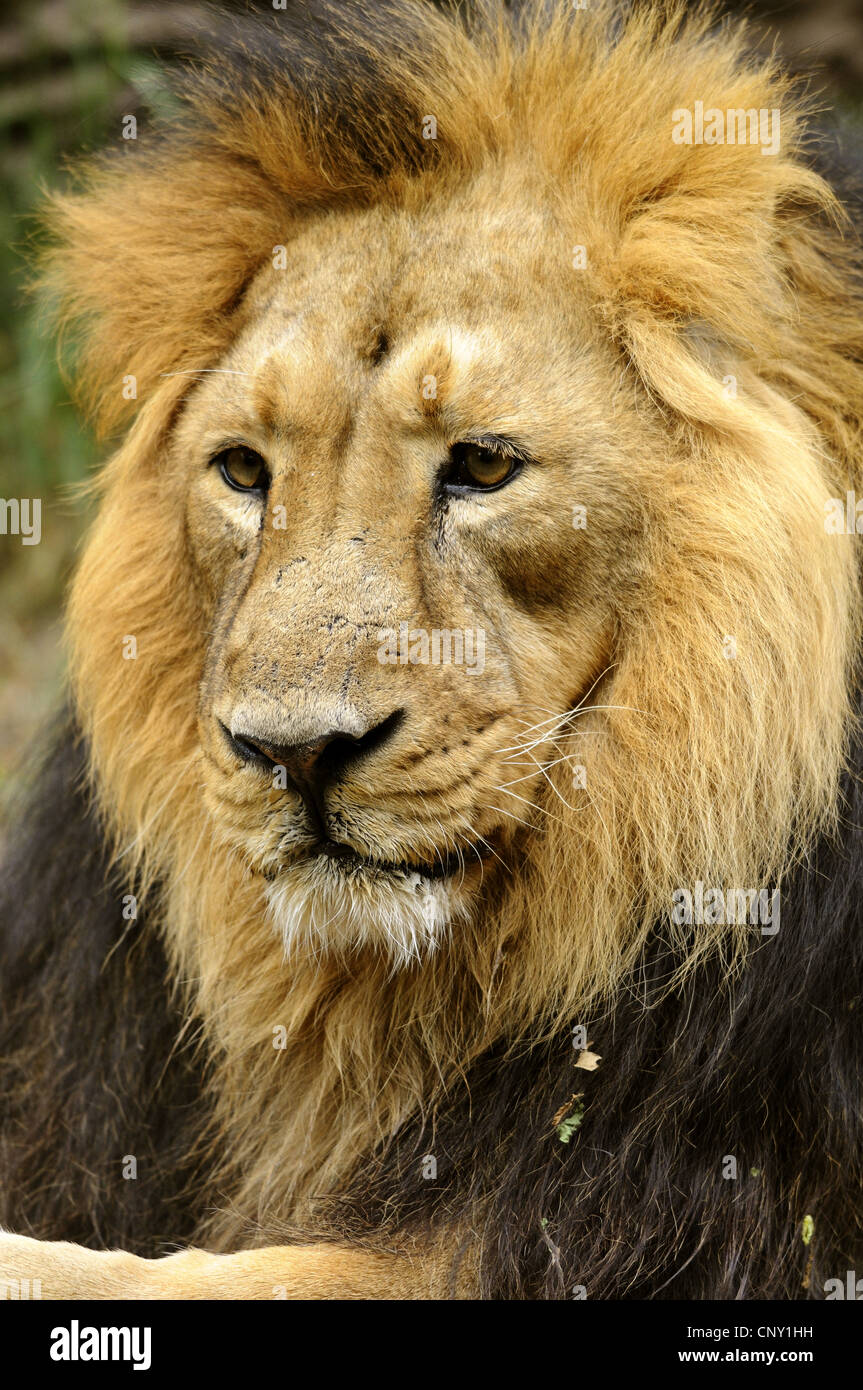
(214, 446), (270, 494)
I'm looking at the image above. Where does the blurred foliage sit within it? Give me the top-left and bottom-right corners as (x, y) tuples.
(0, 0), (191, 605)
(0, 0), (198, 782)
(0, 0), (861, 786)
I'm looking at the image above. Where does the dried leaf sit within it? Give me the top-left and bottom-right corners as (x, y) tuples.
(574, 1048), (601, 1071)
(553, 1091), (586, 1143)
(551, 1091), (583, 1130)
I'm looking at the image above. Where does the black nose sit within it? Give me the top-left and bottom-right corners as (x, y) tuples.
(222, 712), (403, 836)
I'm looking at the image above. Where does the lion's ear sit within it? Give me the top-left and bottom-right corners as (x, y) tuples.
(37, 152), (288, 438)
(604, 146), (863, 453)
(599, 139), (836, 422)
(569, 13), (858, 442)
(618, 313), (747, 431)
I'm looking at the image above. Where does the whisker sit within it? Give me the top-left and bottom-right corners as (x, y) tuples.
(495, 751), (587, 788)
(492, 785), (543, 813)
(452, 813), (510, 879)
(497, 704), (644, 759)
(491, 786), (569, 829)
(483, 804), (537, 832)
(523, 748), (576, 812)
(501, 664), (620, 742)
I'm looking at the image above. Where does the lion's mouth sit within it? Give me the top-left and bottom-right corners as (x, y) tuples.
(311, 838), (487, 881)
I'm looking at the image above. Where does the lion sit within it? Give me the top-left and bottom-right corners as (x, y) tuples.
(1, 0), (862, 1300)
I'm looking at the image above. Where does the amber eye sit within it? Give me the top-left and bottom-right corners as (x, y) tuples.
(444, 440), (522, 493)
(214, 445), (269, 494)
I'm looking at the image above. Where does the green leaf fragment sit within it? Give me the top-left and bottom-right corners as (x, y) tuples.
(557, 1104), (585, 1143)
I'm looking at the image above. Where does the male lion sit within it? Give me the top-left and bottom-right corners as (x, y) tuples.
(1, 0), (861, 1300)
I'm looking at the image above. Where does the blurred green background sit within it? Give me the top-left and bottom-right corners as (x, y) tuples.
(0, 0), (203, 790)
(0, 0), (861, 794)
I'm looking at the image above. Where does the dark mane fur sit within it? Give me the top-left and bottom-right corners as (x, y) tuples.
(0, 725), (211, 1255)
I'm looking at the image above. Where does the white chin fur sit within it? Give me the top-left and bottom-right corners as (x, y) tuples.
(264, 856), (465, 966)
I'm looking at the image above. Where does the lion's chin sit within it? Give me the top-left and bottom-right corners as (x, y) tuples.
(264, 853), (471, 966)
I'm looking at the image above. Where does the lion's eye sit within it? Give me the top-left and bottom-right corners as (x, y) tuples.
(214, 446), (270, 494)
(443, 441), (521, 493)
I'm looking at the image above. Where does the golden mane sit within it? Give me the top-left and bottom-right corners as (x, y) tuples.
(41, 0), (863, 1237)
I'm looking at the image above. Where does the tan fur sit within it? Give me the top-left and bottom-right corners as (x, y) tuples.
(0, 1231), (463, 1299)
(11, 1), (863, 1294)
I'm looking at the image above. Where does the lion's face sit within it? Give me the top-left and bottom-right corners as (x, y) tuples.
(170, 185), (645, 959)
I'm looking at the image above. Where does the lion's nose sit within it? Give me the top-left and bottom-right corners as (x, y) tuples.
(222, 711), (403, 834)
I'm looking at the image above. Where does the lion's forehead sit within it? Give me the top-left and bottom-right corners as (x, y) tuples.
(216, 192), (584, 423)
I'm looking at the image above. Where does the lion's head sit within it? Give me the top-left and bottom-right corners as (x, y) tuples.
(38, 0), (863, 1218)
(165, 184), (633, 962)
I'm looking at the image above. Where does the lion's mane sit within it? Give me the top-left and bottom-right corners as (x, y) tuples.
(1, 0), (862, 1297)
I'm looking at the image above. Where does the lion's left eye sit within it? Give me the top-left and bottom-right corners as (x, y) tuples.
(443, 441), (522, 493)
(214, 446), (270, 494)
